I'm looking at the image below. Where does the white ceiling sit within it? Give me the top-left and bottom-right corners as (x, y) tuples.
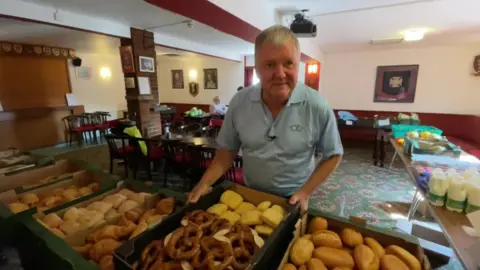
(273, 0), (480, 52)
(19, 0), (253, 55)
(0, 18), (120, 54)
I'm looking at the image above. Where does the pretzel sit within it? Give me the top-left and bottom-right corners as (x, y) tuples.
(149, 260), (183, 270)
(206, 218), (232, 236)
(166, 223), (203, 260)
(191, 236), (234, 270)
(182, 210), (215, 231)
(228, 231), (259, 270)
(140, 240), (165, 270)
(230, 224), (252, 235)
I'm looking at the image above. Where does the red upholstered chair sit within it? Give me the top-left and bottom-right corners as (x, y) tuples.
(104, 134), (133, 178)
(225, 156), (244, 185)
(62, 114), (93, 146)
(128, 137), (165, 180)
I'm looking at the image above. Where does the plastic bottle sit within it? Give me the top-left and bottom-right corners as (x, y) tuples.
(427, 171), (449, 206)
(445, 174), (467, 213)
(463, 167), (479, 180)
(466, 177), (480, 214)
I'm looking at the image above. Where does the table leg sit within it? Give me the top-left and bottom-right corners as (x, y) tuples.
(373, 129), (378, 166)
(407, 190), (423, 221)
(380, 130), (386, 167)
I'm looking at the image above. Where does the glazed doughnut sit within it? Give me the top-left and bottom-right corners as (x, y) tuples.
(182, 210), (215, 231)
(166, 223), (203, 260)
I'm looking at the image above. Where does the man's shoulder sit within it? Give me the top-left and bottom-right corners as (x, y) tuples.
(297, 83), (329, 110)
(229, 84), (259, 107)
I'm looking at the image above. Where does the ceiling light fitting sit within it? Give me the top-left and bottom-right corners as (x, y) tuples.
(403, 29), (426, 41)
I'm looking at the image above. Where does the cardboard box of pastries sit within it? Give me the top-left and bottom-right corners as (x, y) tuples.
(277, 210), (432, 270)
(0, 159), (85, 194)
(7, 182), (186, 270)
(113, 181), (301, 270)
(0, 168), (118, 218)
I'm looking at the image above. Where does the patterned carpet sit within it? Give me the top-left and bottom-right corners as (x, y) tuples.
(310, 148), (463, 270)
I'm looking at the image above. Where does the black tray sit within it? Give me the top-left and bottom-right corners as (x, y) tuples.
(113, 181), (300, 270)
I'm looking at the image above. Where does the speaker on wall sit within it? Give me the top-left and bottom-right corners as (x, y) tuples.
(72, 57), (82, 67)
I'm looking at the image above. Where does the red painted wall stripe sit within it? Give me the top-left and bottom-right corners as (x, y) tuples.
(145, 0), (315, 62)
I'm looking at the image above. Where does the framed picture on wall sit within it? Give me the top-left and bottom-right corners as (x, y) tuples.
(119, 46), (135, 73)
(139, 56), (155, 73)
(171, 70), (184, 89)
(204, 68), (218, 89)
(374, 65), (419, 103)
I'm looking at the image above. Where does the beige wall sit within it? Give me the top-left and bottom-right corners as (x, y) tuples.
(321, 44), (480, 114)
(68, 52), (126, 118)
(157, 55), (243, 105)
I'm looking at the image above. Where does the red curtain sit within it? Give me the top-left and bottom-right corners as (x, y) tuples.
(244, 67), (254, 87)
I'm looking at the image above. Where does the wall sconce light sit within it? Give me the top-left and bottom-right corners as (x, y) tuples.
(100, 66), (111, 79)
(307, 63), (318, 74)
(189, 69), (198, 81)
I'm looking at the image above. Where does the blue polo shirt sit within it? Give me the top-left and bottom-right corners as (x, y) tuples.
(217, 83), (343, 197)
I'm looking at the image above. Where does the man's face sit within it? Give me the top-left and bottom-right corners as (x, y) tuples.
(214, 98), (220, 104)
(255, 39), (299, 103)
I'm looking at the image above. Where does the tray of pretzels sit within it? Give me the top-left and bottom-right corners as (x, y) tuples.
(114, 181), (301, 270)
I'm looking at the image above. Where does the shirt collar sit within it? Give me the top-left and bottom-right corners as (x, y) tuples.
(249, 83), (307, 105)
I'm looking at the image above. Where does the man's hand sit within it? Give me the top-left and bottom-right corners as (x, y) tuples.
(289, 188), (310, 212)
(188, 183), (211, 203)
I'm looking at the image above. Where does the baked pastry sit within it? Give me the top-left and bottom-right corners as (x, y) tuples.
(234, 202), (256, 214)
(309, 217), (328, 233)
(51, 188), (65, 196)
(89, 239), (122, 262)
(257, 201), (272, 211)
(63, 207), (81, 221)
(130, 221), (148, 239)
(102, 194), (127, 208)
(385, 245), (421, 270)
(63, 188), (80, 201)
(307, 258), (327, 270)
(260, 207), (284, 228)
(43, 213), (64, 228)
(130, 192), (150, 205)
(146, 214), (166, 225)
(41, 196), (63, 208)
(380, 254), (409, 270)
(332, 268), (352, 270)
(207, 203), (229, 216)
(8, 202), (29, 213)
(270, 205), (285, 215)
(77, 211), (105, 231)
(50, 228), (66, 239)
(341, 228), (363, 247)
(118, 200), (140, 213)
(313, 247), (354, 269)
(364, 237), (385, 259)
(290, 237), (314, 266)
(20, 193), (39, 206)
(124, 207), (144, 222)
(99, 255), (114, 270)
(354, 244), (380, 270)
(87, 222), (136, 242)
(220, 190), (244, 209)
(87, 201), (113, 214)
(117, 188), (135, 198)
(78, 187), (93, 196)
(87, 183), (100, 193)
(282, 264), (297, 270)
(73, 243), (92, 258)
(299, 266), (307, 270)
(220, 210), (241, 224)
(312, 230), (342, 248)
(156, 197), (175, 214)
(240, 210), (263, 226)
(255, 225), (273, 236)
(105, 209), (120, 220)
(138, 209), (157, 224)
(60, 220), (81, 235)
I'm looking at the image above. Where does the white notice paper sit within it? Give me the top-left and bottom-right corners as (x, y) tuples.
(377, 119), (391, 127)
(66, 94), (79, 106)
(138, 77), (151, 95)
(346, 120), (353, 125)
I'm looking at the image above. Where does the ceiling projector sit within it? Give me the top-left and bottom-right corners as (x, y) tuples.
(289, 11), (316, 38)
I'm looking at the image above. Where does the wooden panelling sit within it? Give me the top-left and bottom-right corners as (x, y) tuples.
(0, 56), (71, 110)
(0, 106), (82, 151)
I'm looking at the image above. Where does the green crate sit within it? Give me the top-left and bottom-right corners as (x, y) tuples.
(391, 124), (443, 139)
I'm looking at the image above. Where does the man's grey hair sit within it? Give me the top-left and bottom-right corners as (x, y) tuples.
(254, 25), (300, 61)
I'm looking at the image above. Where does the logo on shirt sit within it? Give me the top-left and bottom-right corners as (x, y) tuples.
(290, 124), (304, 132)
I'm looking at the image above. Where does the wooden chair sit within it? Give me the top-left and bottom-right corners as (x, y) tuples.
(91, 112), (111, 142)
(62, 115), (92, 146)
(104, 134), (132, 178)
(128, 137), (165, 180)
(225, 156), (244, 185)
(184, 144), (215, 189)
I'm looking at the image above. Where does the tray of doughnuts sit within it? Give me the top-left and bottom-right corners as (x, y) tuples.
(113, 181), (301, 270)
(276, 210), (436, 270)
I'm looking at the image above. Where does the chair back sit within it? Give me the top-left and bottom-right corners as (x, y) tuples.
(225, 156), (243, 184)
(104, 134), (130, 159)
(62, 115), (84, 132)
(162, 139), (184, 161)
(186, 144), (215, 169)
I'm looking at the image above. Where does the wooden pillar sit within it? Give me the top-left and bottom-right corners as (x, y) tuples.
(305, 61), (321, 90)
(120, 28), (161, 137)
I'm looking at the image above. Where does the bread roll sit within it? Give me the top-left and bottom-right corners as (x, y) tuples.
(8, 202), (29, 213)
(290, 238), (314, 266)
(354, 245), (380, 270)
(87, 201), (113, 214)
(43, 213), (64, 228)
(62, 188), (79, 201)
(312, 230), (342, 248)
(385, 245), (421, 270)
(298, 266), (307, 270)
(332, 267), (352, 270)
(364, 237), (385, 258)
(99, 255), (114, 270)
(78, 187), (93, 196)
(341, 228), (363, 247)
(301, 234), (313, 241)
(102, 194), (127, 208)
(282, 264), (297, 270)
(313, 247), (354, 269)
(20, 193), (39, 206)
(156, 197), (175, 214)
(380, 255), (409, 270)
(64, 207), (81, 221)
(309, 217), (328, 233)
(117, 200), (139, 213)
(306, 258), (327, 270)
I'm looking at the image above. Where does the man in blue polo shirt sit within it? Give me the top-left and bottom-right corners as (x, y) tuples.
(189, 25), (343, 210)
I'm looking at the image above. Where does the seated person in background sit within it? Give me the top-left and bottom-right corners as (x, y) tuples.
(210, 96), (227, 115)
